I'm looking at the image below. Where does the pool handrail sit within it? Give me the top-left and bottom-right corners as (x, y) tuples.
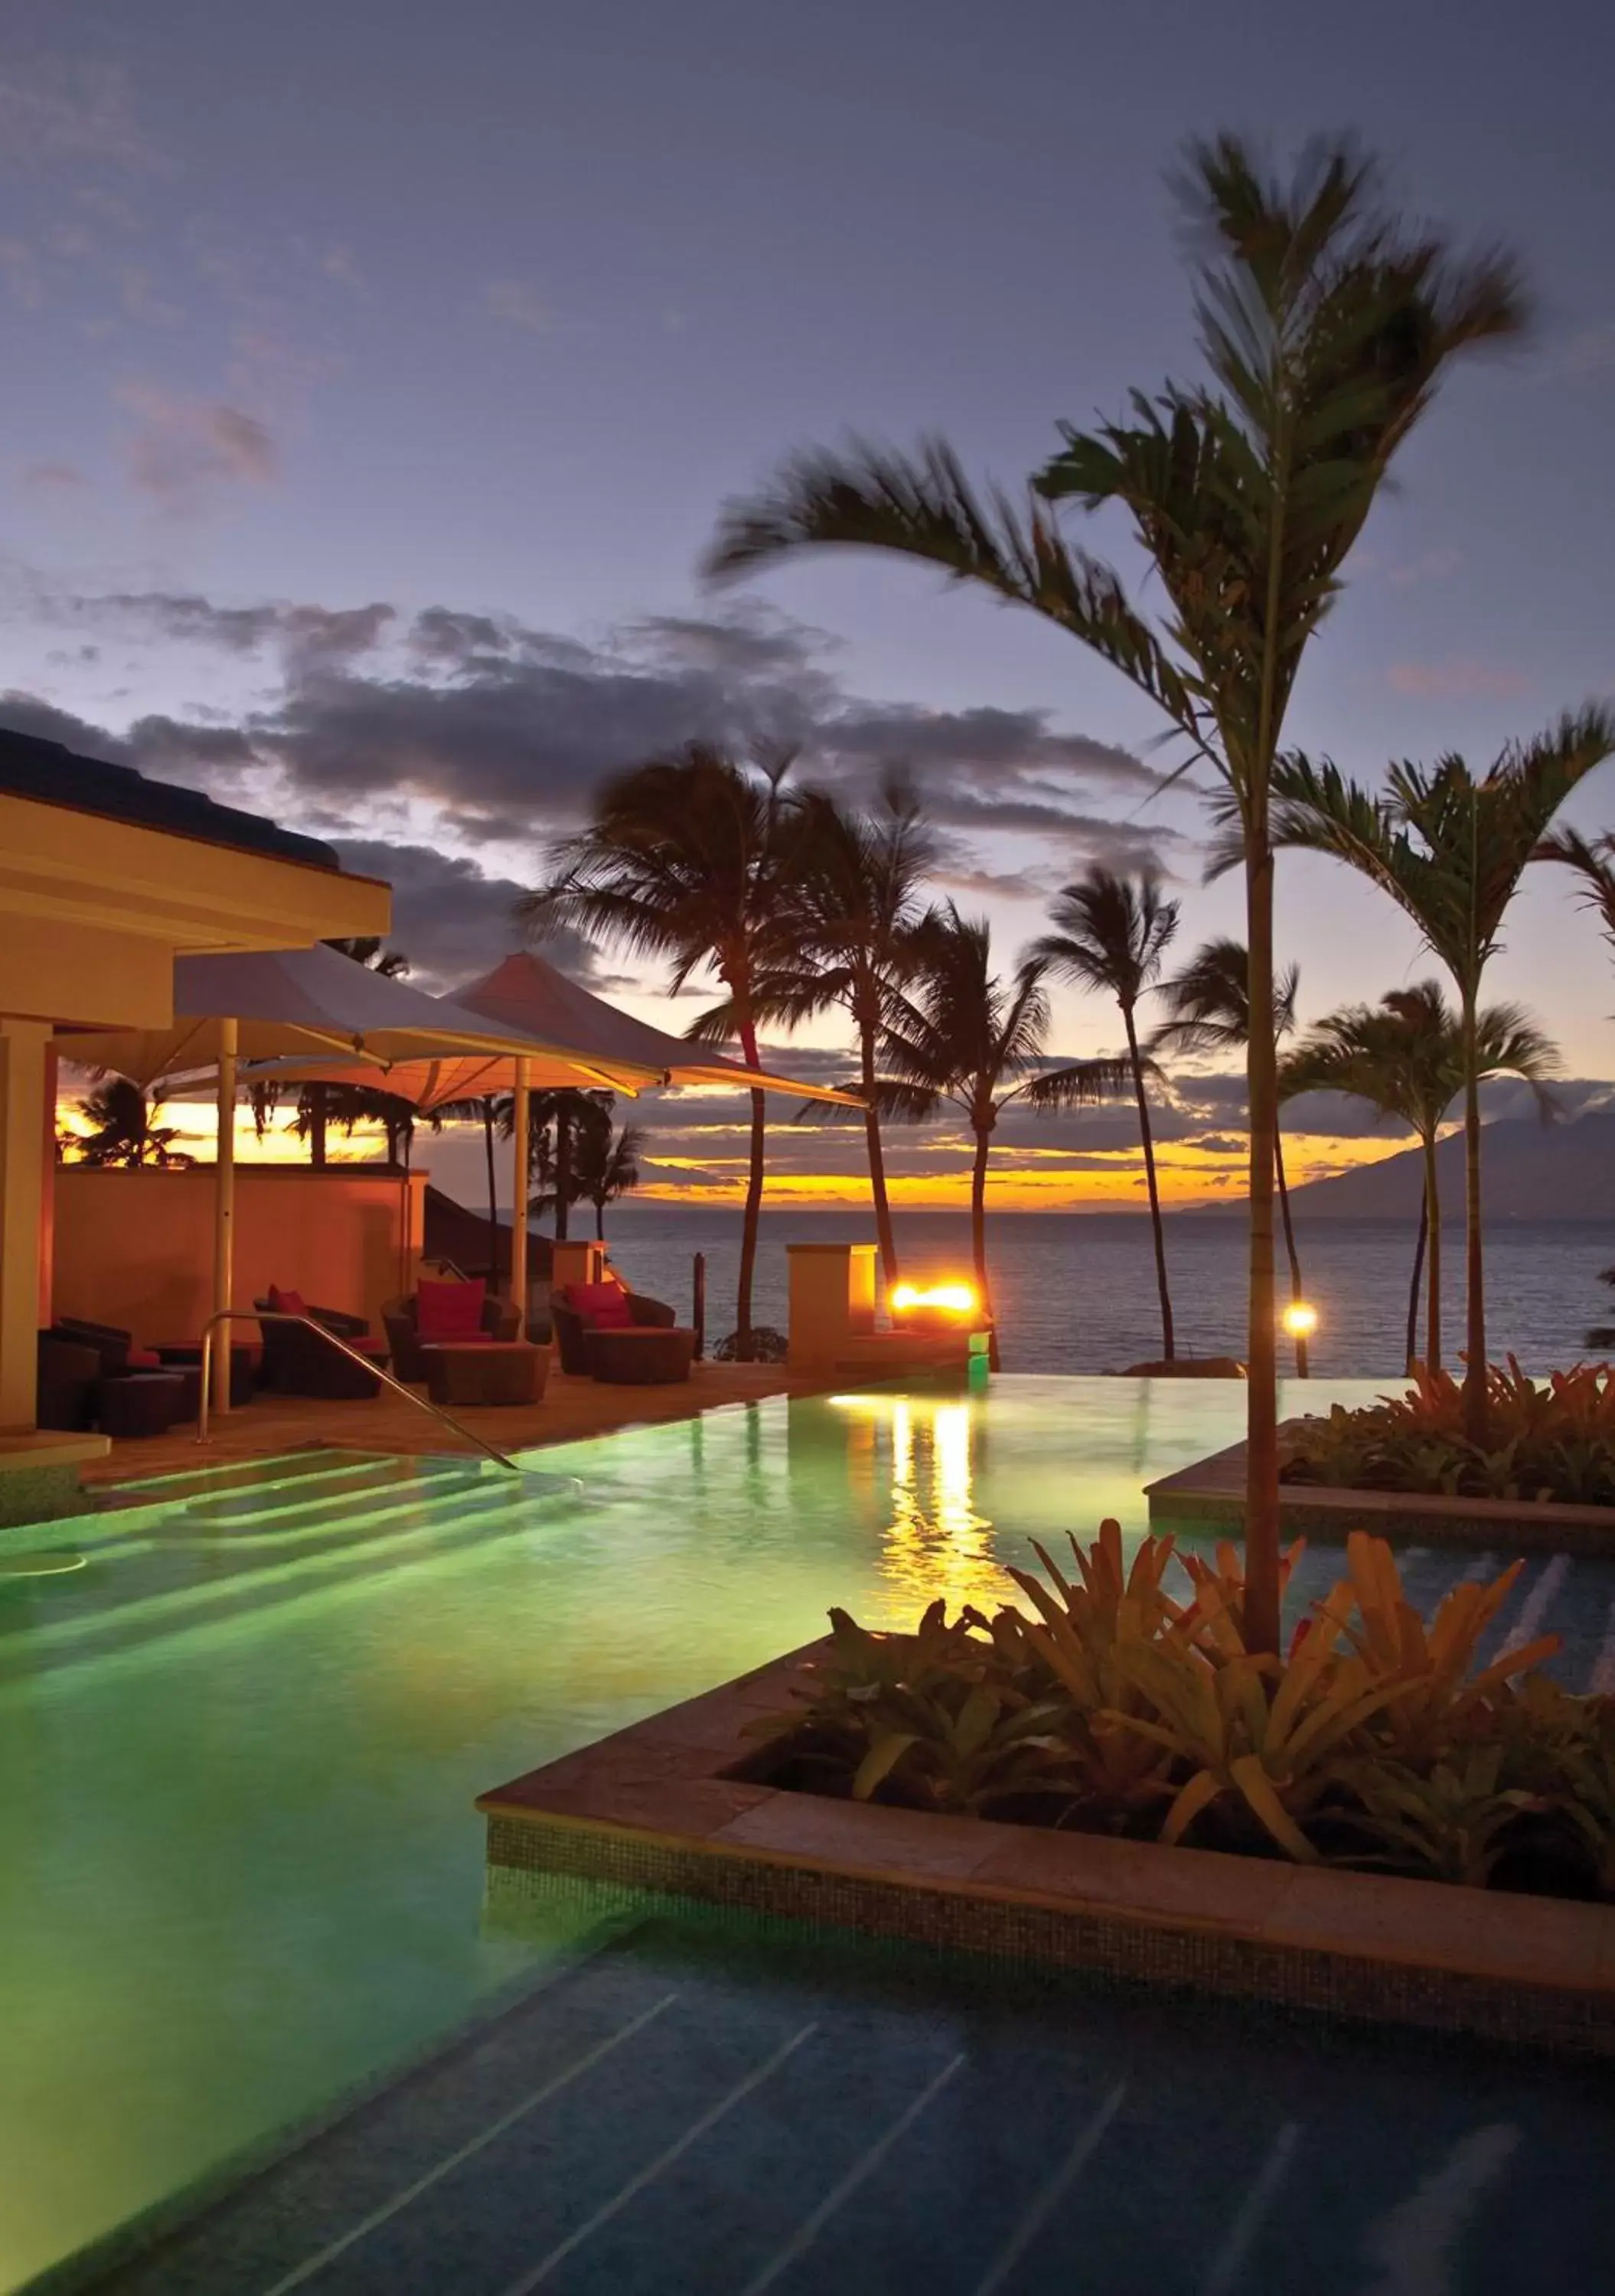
(197, 1308), (521, 1473)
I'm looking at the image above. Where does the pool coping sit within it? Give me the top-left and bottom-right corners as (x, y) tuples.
(478, 1642), (1615, 2060)
(1146, 1425), (1615, 1554)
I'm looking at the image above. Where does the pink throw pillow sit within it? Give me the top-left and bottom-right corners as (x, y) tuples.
(267, 1286), (307, 1318)
(127, 1346), (164, 1370)
(565, 1280), (633, 1329)
(417, 1277), (486, 1342)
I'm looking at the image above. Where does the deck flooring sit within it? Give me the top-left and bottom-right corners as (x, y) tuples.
(81, 1360), (834, 1488)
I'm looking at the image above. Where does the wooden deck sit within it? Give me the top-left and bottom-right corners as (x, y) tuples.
(81, 1359), (837, 1488)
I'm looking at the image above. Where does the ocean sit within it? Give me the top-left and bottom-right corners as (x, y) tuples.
(589, 1206), (1615, 1378)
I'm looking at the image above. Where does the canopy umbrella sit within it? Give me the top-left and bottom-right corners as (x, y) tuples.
(56, 945), (627, 1410)
(250, 952), (860, 1326)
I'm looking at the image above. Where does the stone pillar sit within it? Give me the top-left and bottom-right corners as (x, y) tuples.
(552, 1239), (608, 1293)
(786, 1241), (878, 1368)
(0, 1019), (51, 1430)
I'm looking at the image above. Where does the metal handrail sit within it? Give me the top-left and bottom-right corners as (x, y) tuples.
(197, 1309), (521, 1473)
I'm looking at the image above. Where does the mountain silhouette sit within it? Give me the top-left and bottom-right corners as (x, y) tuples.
(1264, 1110), (1615, 1221)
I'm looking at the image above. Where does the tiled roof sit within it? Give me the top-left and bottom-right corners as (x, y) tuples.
(0, 726), (341, 869)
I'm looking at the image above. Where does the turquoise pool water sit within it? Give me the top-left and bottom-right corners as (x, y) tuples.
(2, 1376), (1610, 2292)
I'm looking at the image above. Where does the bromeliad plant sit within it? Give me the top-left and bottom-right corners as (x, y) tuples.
(753, 1524), (1614, 1899)
(1281, 1358), (1615, 1506)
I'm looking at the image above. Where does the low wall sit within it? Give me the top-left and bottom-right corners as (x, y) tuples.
(53, 1165), (424, 1344)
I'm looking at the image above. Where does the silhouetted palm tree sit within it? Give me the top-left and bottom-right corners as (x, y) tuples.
(755, 776), (936, 1287)
(521, 744), (807, 1356)
(1029, 868), (1179, 1358)
(1248, 716), (1614, 1435)
(299, 936), (414, 1168)
(576, 1119), (648, 1238)
(1149, 939), (1309, 1373)
(706, 135), (1525, 1652)
(881, 905), (1131, 1368)
(69, 1076), (194, 1168)
(1284, 984), (1558, 1374)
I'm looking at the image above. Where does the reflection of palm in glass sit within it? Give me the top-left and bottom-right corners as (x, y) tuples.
(879, 1398), (1006, 1617)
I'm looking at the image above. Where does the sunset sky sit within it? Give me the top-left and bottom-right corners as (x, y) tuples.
(15, 2), (1615, 1212)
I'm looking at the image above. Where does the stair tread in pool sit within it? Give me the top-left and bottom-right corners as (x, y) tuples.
(168, 1458), (491, 1532)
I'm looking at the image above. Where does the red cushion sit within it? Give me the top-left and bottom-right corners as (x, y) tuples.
(126, 1346), (164, 1371)
(564, 1280), (633, 1329)
(267, 1287), (307, 1317)
(417, 1277), (486, 1342)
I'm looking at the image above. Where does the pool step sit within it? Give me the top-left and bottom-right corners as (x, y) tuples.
(157, 1456), (485, 1534)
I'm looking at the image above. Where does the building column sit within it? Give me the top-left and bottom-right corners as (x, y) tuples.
(0, 1019), (51, 1430)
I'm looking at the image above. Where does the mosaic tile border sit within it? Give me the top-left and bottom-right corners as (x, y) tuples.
(478, 1643), (1615, 2060)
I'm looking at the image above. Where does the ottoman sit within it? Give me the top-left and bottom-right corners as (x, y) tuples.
(422, 1342), (548, 1407)
(100, 1372), (187, 1437)
(583, 1326), (697, 1386)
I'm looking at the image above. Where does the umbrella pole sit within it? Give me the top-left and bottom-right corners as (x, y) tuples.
(212, 1016), (238, 1416)
(510, 1056), (530, 1336)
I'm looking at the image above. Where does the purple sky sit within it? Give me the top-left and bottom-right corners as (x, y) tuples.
(8, 1), (1615, 1123)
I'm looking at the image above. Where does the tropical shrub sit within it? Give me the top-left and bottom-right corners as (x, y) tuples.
(1280, 1359), (1615, 1506)
(750, 1524), (1614, 1899)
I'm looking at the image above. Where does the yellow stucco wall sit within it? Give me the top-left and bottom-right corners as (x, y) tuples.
(53, 1166), (425, 1345)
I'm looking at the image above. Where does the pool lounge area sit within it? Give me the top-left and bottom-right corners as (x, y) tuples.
(5, 1374), (1615, 2293)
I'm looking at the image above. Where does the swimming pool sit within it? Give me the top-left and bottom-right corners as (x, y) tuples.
(2, 1377), (1610, 2291)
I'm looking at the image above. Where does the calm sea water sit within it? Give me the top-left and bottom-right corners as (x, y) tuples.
(595, 1207), (1615, 1378)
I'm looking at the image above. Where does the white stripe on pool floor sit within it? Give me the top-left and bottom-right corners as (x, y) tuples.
(1198, 2120), (1300, 2296)
(1501, 1552), (1570, 1655)
(968, 2082), (1127, 2296)
(738, 2053), (966, 2296)
(498, 2022), (817, 2296)
(261, 1991), (680, 2296)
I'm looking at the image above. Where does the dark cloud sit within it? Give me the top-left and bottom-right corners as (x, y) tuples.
(331, 839), (605, 993)
(11, 585), (1172, 870)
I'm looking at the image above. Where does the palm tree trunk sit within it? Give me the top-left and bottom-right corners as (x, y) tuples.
(482, 1100), (498, 1283)
(554, 1104), (571, 1243)
(1405, 1191), (1427, 1376)
(595, 1199), (605, 1241)
(1124, 1005), (1173, 1360)
(861, 1018), (899, 1290)
(1244, 826), (1281, 1660)
(1274, 1121), (1307, 1378)
(307, 1082), (328, 1169)
(1461, 987), (1486, 1441)
(737, 1013), (766, 1361)
(1423, 1132), (1442, 1374)
(971, 1117), (999, 1371)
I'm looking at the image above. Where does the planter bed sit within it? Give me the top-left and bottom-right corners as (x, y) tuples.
(479, 1641), (1615, 2060)
(1145, 1426), (1615, 1556)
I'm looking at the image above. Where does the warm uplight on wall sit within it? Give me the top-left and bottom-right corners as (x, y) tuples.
(889, 1280), (979, 1319)
(1281, 1301), (1319, 1339)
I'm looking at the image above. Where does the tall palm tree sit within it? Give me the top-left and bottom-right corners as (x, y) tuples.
(1283, 984), (1558, 1375)
(881, 905), (1132, 1368)
(576, 1119), (648, 1238)
(1147, 939), (1310, 1374)
(1537, 824), (1615, 952)
(527, 1088), (614, 1239)
(520, 744), (806, 1358)
(754, 776), (937, 1288)
(1250, 719), (1615, 1436)
(1029, 868), (1180, 1358)
(301, 936), (413, 1169)
(67, 1075), (194, 1168)
(705, 137), (1525, 1653)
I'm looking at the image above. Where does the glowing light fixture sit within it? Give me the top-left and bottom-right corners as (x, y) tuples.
(889, 1280), (979, 1319)
(1281, 1301), (1319, 1339)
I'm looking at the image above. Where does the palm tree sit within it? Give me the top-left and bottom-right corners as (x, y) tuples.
(68, 1076), (194, 1167)
(301, 936), (413, 1168)
(1251, 718), (1615, 1436)
(1537, 824), (1615, 951)
(1283, 984), (1558, 1375)
(705, 137), (1525, 1653)
(881, 905), (1132, 1368)
(1148, 938), (1310, 1374)
(1029, 868), (1180, 1358)
(527, 1088), (614, 1238)
(576, 1119), (648, 1238)
(754, 776), (937, 1288)
(520, 744), (806, 1358)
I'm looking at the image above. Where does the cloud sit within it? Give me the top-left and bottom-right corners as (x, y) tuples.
(42, 586), (393, 670)
(116, 385), (276, 506)
(0, 60), (158, 173)
(330, 838), (607, 992)
(1387, 546), (1462, 588)
(1386, 657), (1532, 701)
(23, 459), (86, 490)
(484, 280), (562, 332)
